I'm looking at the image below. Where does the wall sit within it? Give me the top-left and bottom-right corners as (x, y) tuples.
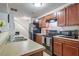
(14, 17), (32, 39)
(0, 12), (9, 32)
(46, 22), (79, 31)
(61, 26), (79, 31)
(0, 12), (15, 41)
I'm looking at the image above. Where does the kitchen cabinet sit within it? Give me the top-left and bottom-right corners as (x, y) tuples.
(54, 42), (62, 56)
(53, 37), (63, 56)
(63, 39), (79, 56)
(45, 14), (53, 21)
(76, 4), (79, 25)
(57, 4), (79, 26)
(35, 33), (42, 44)
(63, 43), (78, 56)
(57, 9), (66, 26)
(41, 17), (46, 28)
(39, 17), (46, 28)
(67, 4), (78, 26)
(45, 13), (57, 21)
(39, 18), (42, 28)
(53, 36), (79, 56)
(38, 13), (57, 28)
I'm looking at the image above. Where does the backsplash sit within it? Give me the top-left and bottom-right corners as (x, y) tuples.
(60, 26), (79, 31)
(45, 22), (79, 33)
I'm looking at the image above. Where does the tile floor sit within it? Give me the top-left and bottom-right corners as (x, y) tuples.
(43, 52), (50, 56)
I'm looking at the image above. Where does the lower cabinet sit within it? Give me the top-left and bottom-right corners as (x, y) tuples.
(63, 43), (79, 56)
(53, 37), (79, 56)
(54, 42), (63, 56)
(35, 33), (42, 45)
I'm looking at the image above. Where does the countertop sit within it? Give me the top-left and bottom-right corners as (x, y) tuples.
(53, 35), (79, 42)
(0, 39), (45, 56)
(36, 33), (46, 36)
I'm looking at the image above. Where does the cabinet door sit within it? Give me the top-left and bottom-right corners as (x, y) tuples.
(46, 14), (53, 20)
(57, 9), (66, 26)
(39, 17), (46, 28)
(35, 34), (42, 44)
(54, 42), (63, 56)
(41, 18), (46, 28)
(76, 3), (79, 25)
(68, 4), (78, 26)
(39, 19), (42, 28)
(63, 43), (78, 56)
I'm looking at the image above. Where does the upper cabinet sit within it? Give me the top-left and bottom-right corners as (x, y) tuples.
(39, 3), (79, 27)
(39, 18), (42, 28)
(76, 4), (79, 25)
(57, 4), (79, 27)
(39, 17), (46, 28)
(67, 4), (78, 26)
(57, 9), (66, 26)
(45, 13), (56, 21)
(38, 13), (57, 28)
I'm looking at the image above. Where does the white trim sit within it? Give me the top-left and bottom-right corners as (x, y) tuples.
(37, 3), (74, 19)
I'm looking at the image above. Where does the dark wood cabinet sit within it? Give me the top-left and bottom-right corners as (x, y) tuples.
(57, 9), (66, 26)
(35, 33), (42, 44)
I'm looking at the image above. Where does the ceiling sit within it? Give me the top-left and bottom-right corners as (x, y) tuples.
(0, 3), (67, 18)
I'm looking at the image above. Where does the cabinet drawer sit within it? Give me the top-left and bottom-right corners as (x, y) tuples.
(54, 37), (64, 43)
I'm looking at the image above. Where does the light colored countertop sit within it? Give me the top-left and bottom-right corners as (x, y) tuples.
(53, 35), (79, 42)
(0, 32), (9, 46)
(0, 40), (45, 56)
(36, 33), (46, 36)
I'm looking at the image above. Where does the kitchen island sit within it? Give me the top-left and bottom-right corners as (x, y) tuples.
(0, 39), (45, 56)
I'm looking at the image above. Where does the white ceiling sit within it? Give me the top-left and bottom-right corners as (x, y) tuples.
(0, 3), (66, 18)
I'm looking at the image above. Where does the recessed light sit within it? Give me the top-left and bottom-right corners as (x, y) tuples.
(33, 3), (45, 7)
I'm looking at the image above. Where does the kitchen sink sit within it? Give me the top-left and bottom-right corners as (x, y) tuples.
(59, 35), (77, 39)
(13, 37), (27, 42)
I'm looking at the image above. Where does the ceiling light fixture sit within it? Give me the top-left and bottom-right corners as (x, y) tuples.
(33, 3), (45, 7)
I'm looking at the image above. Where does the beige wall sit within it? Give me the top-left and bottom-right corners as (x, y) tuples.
(14, 17), (31, 39)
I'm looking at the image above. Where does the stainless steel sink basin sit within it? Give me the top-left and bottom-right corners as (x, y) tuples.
(59, 35), (76, 39)
(13, 37), (27, 42)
